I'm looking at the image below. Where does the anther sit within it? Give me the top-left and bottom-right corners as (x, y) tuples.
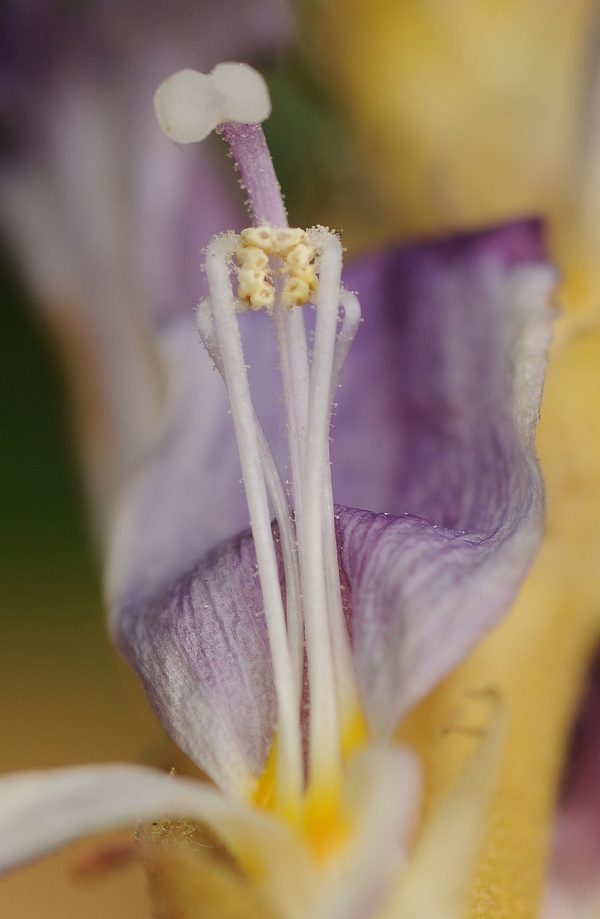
(285, 243), (316, 271)
(272, 228), (307, 256)
(241, 227), (275, 250)
(235, 247), (269, 270)
(282, 277), (311, 309)
(235, 227), (319, 311)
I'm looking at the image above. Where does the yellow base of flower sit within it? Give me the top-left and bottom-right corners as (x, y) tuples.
(253, 704), (370, 862)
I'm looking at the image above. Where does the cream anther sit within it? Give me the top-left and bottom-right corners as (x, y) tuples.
(235, 246), (269, 270)
(272, 228), (306, 256)
(285, 243), (316, 271)
(241, 227), (275, 250)
(154, 64), (271, 145)
(235, 227), (319, 310)
(282, 277), (311, 308)
(237, 267), (275, 311)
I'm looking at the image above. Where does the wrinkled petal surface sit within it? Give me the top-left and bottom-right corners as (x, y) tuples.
(109, 317), (282, 793)
(113, 520), (276, 798)
(334, 221), (555, 734)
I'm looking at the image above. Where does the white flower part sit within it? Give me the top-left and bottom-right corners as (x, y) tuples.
(154, 70), (222, 144)
(154, 64), (271, 145)
(0, 764), (319, 915)
(212, 62), (272, 125)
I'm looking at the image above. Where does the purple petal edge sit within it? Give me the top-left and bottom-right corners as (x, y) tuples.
(335, 219), (555, 735)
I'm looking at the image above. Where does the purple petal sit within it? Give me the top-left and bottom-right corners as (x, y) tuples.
(108, 307), (291, 792)
(333, 220), (555, 735)
(113, 523), (277, 797)
(108, 319), (287, 794)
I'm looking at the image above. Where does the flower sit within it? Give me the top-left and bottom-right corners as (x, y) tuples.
(0, 21), (558, 911)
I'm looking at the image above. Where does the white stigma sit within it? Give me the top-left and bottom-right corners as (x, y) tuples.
(154, 64), (272, 144)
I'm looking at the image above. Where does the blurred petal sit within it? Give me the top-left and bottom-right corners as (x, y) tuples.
(544, 651), (600, 918)
(295, 0), (597, 252)
(0, 0), (294, 536)
(385, 701), (505, 919)
(311, 746), (420, 919)
(0, 762), (321, 915)
(135, 744), (422, 919)
(0, 764), (267, 874)
(334, 221), (555, 735)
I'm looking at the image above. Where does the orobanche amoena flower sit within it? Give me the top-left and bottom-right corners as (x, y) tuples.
(149, 65), (367, 812)
(0, 64), (555, 918)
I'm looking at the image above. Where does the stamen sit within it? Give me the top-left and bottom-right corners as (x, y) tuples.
(196, 295), (304, 691)
(204, 236), (303, 812)
(299, 231), (346, 790)
(331, 291), (362, 400)
(323, 291), (365, 748)
(234, 230), (318, 312)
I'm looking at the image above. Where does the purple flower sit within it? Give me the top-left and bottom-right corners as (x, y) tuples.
(0, 14), (556, 915)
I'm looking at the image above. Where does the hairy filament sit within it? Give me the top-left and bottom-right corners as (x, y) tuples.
(156, 67), (367, 809)
(204, 239), (303, 811)
(196, 297), (304, 692)
(300, 232), (346, 789)
(322, 291), (364, 752)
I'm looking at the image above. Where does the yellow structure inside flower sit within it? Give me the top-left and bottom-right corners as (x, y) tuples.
(235, 227), (319, 310)
(250, 701), (370, 867)
(295, 1), (600, 916)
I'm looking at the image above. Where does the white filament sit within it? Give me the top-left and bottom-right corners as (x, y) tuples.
(154, 65), (271, 145)
(197, 297), (304, 692)
(272, 300), (309, 543)
(204, 238), (303, 809)
(299, 233), (346, 784)
(199, 229), (362, 797)
(322, 291), (364, 739)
